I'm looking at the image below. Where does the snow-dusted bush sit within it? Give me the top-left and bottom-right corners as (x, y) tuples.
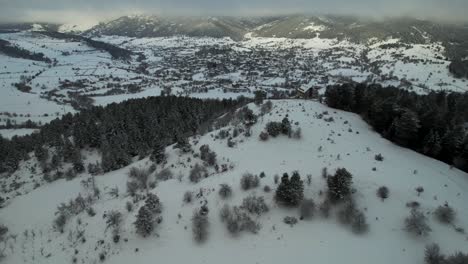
(53, 213), (67, 233)
(241, 195), (269, 216)
(260, 100), (273, 115)
(351, 211), (369, 234)
(189, 163), (208, 183)
(134, 206), (155, 237)
(126, 201), (133, 212)
(259, 131), (269, 141)
(145, 193), (162, 214)
(317, 198), (331, 218)
(126, 181), (139, 196)
(105, 210), (122, 236)
(265, 122), (282, 137)
(434, 205), (455, 224)
(128, 167), (150, 189)
(291, 128), (302, 139)
(424, 243), (444, 264)
(300, 198), (315, 220)
(218, 184), (233, 199)
(240, 173), (260, 190)
(275, 171), (304, 207)
(220, 206), (260, 236)
(375, 154), (384, 161)
(338, 201), (358, 225)
(192, 208), (209, 243)
(183, 191), (193, 204)
(156, 168), (173, 181)
(200, 145), (217, 166)
(283, 216), (298, 227)
(416, 186), (424, 196)
(377, 186), (389, 201)
(405, 209), (431, 236)
(327, 168), (353, 202)
(263, 185), (271, 193)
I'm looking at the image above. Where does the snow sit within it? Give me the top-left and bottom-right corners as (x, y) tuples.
(0, 128), (38, 139)
(1, 100), (467, 264)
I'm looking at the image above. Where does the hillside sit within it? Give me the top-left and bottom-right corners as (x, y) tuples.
(1, 99), (467, 264)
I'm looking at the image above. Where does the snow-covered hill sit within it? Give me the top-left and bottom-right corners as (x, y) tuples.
(1, 100), (467, 264)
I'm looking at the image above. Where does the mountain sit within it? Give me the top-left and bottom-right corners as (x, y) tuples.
(86, 15), (278, 41)
(86, 14), (468, 61)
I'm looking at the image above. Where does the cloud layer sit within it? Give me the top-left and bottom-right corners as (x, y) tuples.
(0, 0), (467, 24)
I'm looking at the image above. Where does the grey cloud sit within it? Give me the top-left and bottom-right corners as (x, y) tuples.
(0, 0), (467, 24)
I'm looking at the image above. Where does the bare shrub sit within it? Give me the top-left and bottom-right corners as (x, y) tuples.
(377, 186), (389, 201)
(128, 167), (150, 189)
(241, 195), (269, 216)
(424, 243), (445, 264)
(156, 168), (173, 181)
(183, 191), (193, 204)
(221, 206), (260, 236)
(240, 173), (260, 190)
(434, 205), (455, 224)
(300, 199), (315, 220)
(192, 208), (209, 243)
(405, 209), (431, 236)
(189, 163), (208, 183)
(283, 216), (298, 227)
(218, 184), (232, 199)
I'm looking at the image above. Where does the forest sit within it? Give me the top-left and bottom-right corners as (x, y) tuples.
(0, 96), (245, 175)
(325, 83), (468, 172)
(0, 38), (51, 63)
(38, 31), (132, 60)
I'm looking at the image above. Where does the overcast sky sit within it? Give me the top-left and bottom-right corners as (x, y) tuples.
(0, 0), (467, 24)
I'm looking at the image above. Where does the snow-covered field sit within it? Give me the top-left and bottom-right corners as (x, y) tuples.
(1, 100), (467, 264)
(1, 31), (467, 127)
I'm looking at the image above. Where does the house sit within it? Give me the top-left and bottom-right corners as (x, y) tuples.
(297, 86), (320, 99)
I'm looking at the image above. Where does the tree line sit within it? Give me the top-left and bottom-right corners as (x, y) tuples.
(0, 96), (245, 174)
(0, 38), (51, 63)
(325, 83), (468, 172)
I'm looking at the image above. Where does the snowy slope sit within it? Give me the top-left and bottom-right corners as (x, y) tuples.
(1, 100), (467, 264)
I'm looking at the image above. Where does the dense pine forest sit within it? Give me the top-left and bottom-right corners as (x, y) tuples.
(0, 96), (245, 175)
(325, 83), (468, 172)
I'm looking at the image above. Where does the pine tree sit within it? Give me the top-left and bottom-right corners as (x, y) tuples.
(150, 139), (166, 164)
(134, 206), (154, 237)
(275, 172), (304, 207)
(393, 109), (420, 147)
(281, 117), (291, 135)
(327, 168), (353, 202)
(422, 130), (442, 158)
(145, 193), (162, 214)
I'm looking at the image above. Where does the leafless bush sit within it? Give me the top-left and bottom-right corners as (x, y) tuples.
(405, 209), (431, 236)
(218, 184), (232, 199)
(183, 191), (193, 204)
(156, 168), (173, 181)
(434, 205), (455, 224)
(241, 195), (269, 216)
(192, 208), (209, 243)
(128, 167), (150, 189)
(300, 199), (315, 220)
(189, 163), (208, 183)
(283, 216), (298, 227)
(240, 173), (260, 190)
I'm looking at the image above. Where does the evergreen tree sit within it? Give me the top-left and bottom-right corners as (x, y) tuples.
(327, 168), (353, 202)
(281, 117), (291, 135)
(145, 193), (162, 214)
(275, 172), (304, 207)
(134, 205), (154, 237)
(150, 138), (166, 164)
(422, 130), (442, 158)
(393, 109), (420, 147)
